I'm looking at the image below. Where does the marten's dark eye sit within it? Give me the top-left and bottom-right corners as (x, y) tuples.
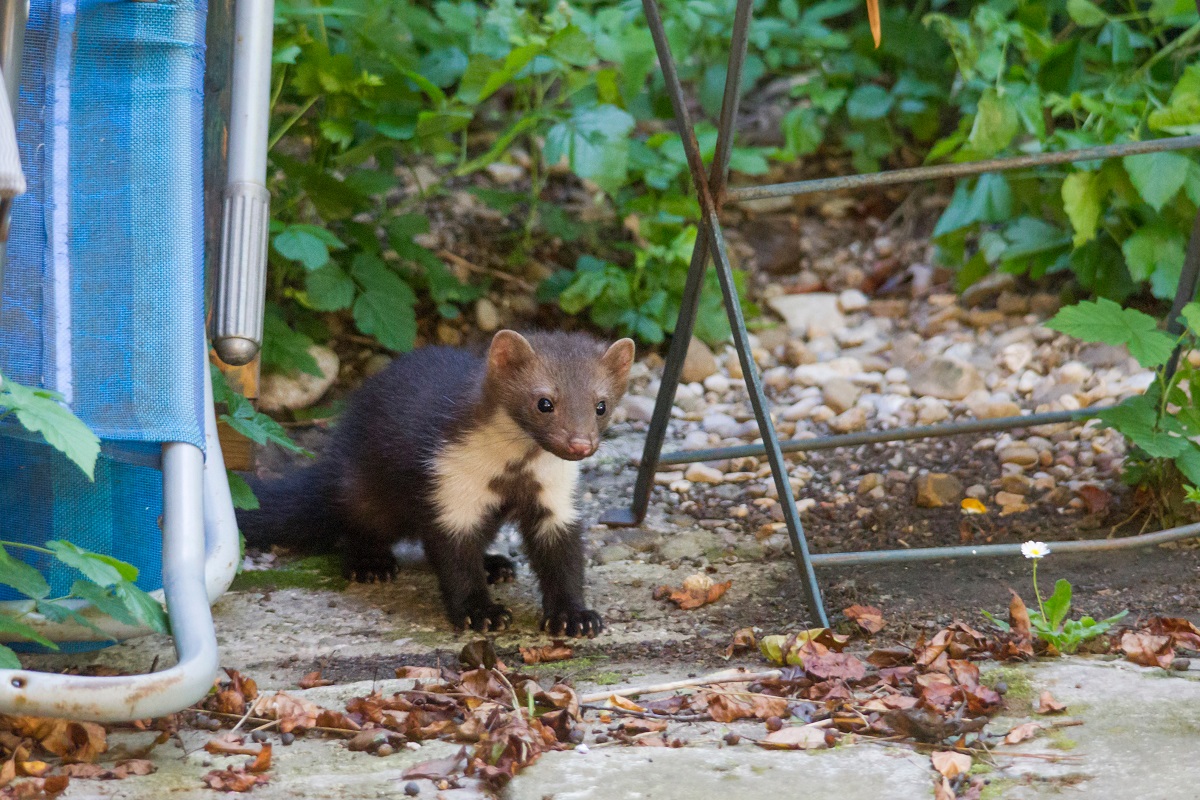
(537, 398), (554, 413)
(595, 401), (606, 416)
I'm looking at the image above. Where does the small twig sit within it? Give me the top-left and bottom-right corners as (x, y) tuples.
(198, 710), (358, 737)
(437, 249), (536, 292)
(579, 669), (781, 704)
(492, 669), (525, 717)
(580, 703), (711, 723)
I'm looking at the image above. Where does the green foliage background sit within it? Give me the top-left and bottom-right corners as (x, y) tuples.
(264, 0), (1200, 373)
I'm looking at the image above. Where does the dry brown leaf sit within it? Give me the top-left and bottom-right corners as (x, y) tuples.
(1035, 691), (1066, 714)
(931, 750), (971, 779)
(934, 776), (955, 800)
(204, 740), (261, 758)
(606, 695), (646, 713)
(705, 692), (788, 723)
(3, 719), (107, 764)
(1003, 721), (1042, 744)
(1077, 485), (1111, 514)
(250, 692), (357, 733)
(4, 775), (70, 798)
(60, 759), (155, 781)
(865, 0), (882, 48)
(403, 747), (468, 781)
(1009, 592), (1032, 641)
(843, 605), (884, 634)
(653, 574), (732, 610)
(15, 762), (49, 778)
(1120, 631), (1175, 669)
(297, 671), (333, 689)
(757, 723), (828, 750)
(1145, 617), (1200, 651)
(724, 628), (757, 659)
(394, 666), (442, 680)
(803, 651), (867, 682)
(201, 768), (269, 793)
(519, 641), (574, 665)
(246, 744), (272, 774)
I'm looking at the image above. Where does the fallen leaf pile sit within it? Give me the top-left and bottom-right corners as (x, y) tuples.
(1119, 616), (1199, 669)
(653, 573), (732, 610)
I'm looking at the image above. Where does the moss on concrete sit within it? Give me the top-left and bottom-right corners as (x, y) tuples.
(230, 554), (348, 592)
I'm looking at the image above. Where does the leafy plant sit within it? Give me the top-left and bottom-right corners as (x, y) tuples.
(211, 366), (310, 511)
(0, 374), (99, 479)
(0, 541), (169, 668)
(1047, 298), (1200, 520)
(984, 541), (1127, 654)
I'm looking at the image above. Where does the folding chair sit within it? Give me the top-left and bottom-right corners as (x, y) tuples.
(603, 0), (1200, 627)
(0, 0), (274, 721)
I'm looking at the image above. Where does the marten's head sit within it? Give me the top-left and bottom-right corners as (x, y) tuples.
(485, 330), (635, 461)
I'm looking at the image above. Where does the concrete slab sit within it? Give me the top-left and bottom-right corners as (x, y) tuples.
(505, 745), (933, 800)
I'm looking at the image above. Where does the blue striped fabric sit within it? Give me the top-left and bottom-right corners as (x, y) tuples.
(0, 0), (209, 615)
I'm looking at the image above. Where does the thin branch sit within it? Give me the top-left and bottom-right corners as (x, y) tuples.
(437, 249), (536, 293)
(579, 668), (782, 704)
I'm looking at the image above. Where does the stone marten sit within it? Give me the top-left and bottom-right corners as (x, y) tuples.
(237, 330), (635, 637)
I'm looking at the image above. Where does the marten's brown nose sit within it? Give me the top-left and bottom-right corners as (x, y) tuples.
(567, 437), (595, 458)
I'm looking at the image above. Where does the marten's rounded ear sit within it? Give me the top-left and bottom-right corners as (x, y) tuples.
(602, 338), (635, 382)
(488, 330), (535, 373)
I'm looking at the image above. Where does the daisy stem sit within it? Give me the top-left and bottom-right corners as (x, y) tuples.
(1032, 559), (1047, 622)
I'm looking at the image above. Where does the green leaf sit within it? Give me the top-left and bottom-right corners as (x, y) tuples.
(1123, 152), (1191, 212)
(968, 89), (1019, 157)
(780, 107), (822, 159)
(350, 254), (417, 352)
(1061, 171), (1103, 247)
(114, 581), (169, 635)
(1067, 0), (1108, 26)
(1098, 397), (1189, 458)
(261, 308), (320, 377)
(544, 105), (636, 194)
(846, 84), (893, 121)
(1180, 302), (1200, 334)
(35, 600), (114, 641)
(0, 379), (99, 480)
(1046, 299), (1175, 368)
(274, 228), (332, 270)
(0, 645), (19, 669)
(305, 263), (356, 312)
(227, 471), (259, 511)
(69, 580), (139, 628)
(0, 614), (56, 649)
(0, 545), (49, 600)
(1043, 579), (1072, 630)
(1122, 224), (1186, 300)
(47, 541), (136, 587)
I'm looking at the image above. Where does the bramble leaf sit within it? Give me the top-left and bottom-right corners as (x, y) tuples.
(1046, 299), (1175, 368)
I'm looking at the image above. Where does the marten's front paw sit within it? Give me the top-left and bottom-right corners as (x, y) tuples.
(342, 553), (399, 583)
(540, 607), (604, 638)
(484, 554), (516, 584)
(454, 600), (513, 633)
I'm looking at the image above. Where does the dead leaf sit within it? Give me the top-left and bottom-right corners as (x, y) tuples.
(1146, 617), (1200, 651)
(653, 574), (732, 610)
(4, 775), (70, 798)
(934, 776), (955, 800)
(724, 628), (757, 659)
(2, 718), (107, 764)
(297, 671), (333, 689)
(883, 708), (987, 742)
(803, 651), (867, 682)
(757, 723), (828, 750)
(865, 0), (882, 48)
(246, 744), (272, 774)
(1035, 691), (1066, 714)
(250, 692), (358, 734)
(704, 692), (788, 723)
(402, 748), (468, 781)
(1120, 631), (1175, 669)
(867, 647), (911, 667)
(931, 750), (971, 779)
(1077, 485), (1111, 515)
(15, 762), (49, 778)
(843, 605), (884, 634)
(394, 666), (442, 680)
(1003, 722), (1042, 745)
(61, 760), (156, 780)
(519, 641), (574, 665)
(201, 768), (269, 793)
(204, 740), (261, 758)
(606, 695), (646, 713)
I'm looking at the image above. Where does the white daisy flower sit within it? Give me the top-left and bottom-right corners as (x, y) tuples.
(1021, 541), (1050, 559)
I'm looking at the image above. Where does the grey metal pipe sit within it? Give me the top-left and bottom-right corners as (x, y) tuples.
(211, 0), (275, 366)
(728, 135), (1200, 202)
(658, 409), (1094, 465)
(810, 521), (1200, 567)
(0, 444), (219, 722)
(0, 0), (26, 283)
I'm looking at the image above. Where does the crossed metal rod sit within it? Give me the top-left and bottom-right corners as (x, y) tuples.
(601, 0), (1200, 627)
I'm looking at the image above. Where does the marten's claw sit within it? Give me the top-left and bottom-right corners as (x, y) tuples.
(483, 554), (517, 584)
(540, 608), (604, 638)
(456, 601), (513, 633)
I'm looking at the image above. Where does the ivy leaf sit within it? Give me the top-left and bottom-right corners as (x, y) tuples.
(1123, 152), (1190, 212)
(0, 545), (49, 600)
(227, 471), (259, 511)
(1122, 223), (1186, 300)
(1046, 298), (1175, 368)
(1067, 0), (1108, 26)
(968, 89), (1018, 157)
(47, 541), (136, 587)
(0, 380), (99, 480)
(1061, 171), (1103, 246)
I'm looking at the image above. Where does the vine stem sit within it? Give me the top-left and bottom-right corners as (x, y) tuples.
(0, 541), (55, 556)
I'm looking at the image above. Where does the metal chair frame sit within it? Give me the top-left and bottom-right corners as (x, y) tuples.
(0, 0), (273, 720)
(602, 0), (1200, 627)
